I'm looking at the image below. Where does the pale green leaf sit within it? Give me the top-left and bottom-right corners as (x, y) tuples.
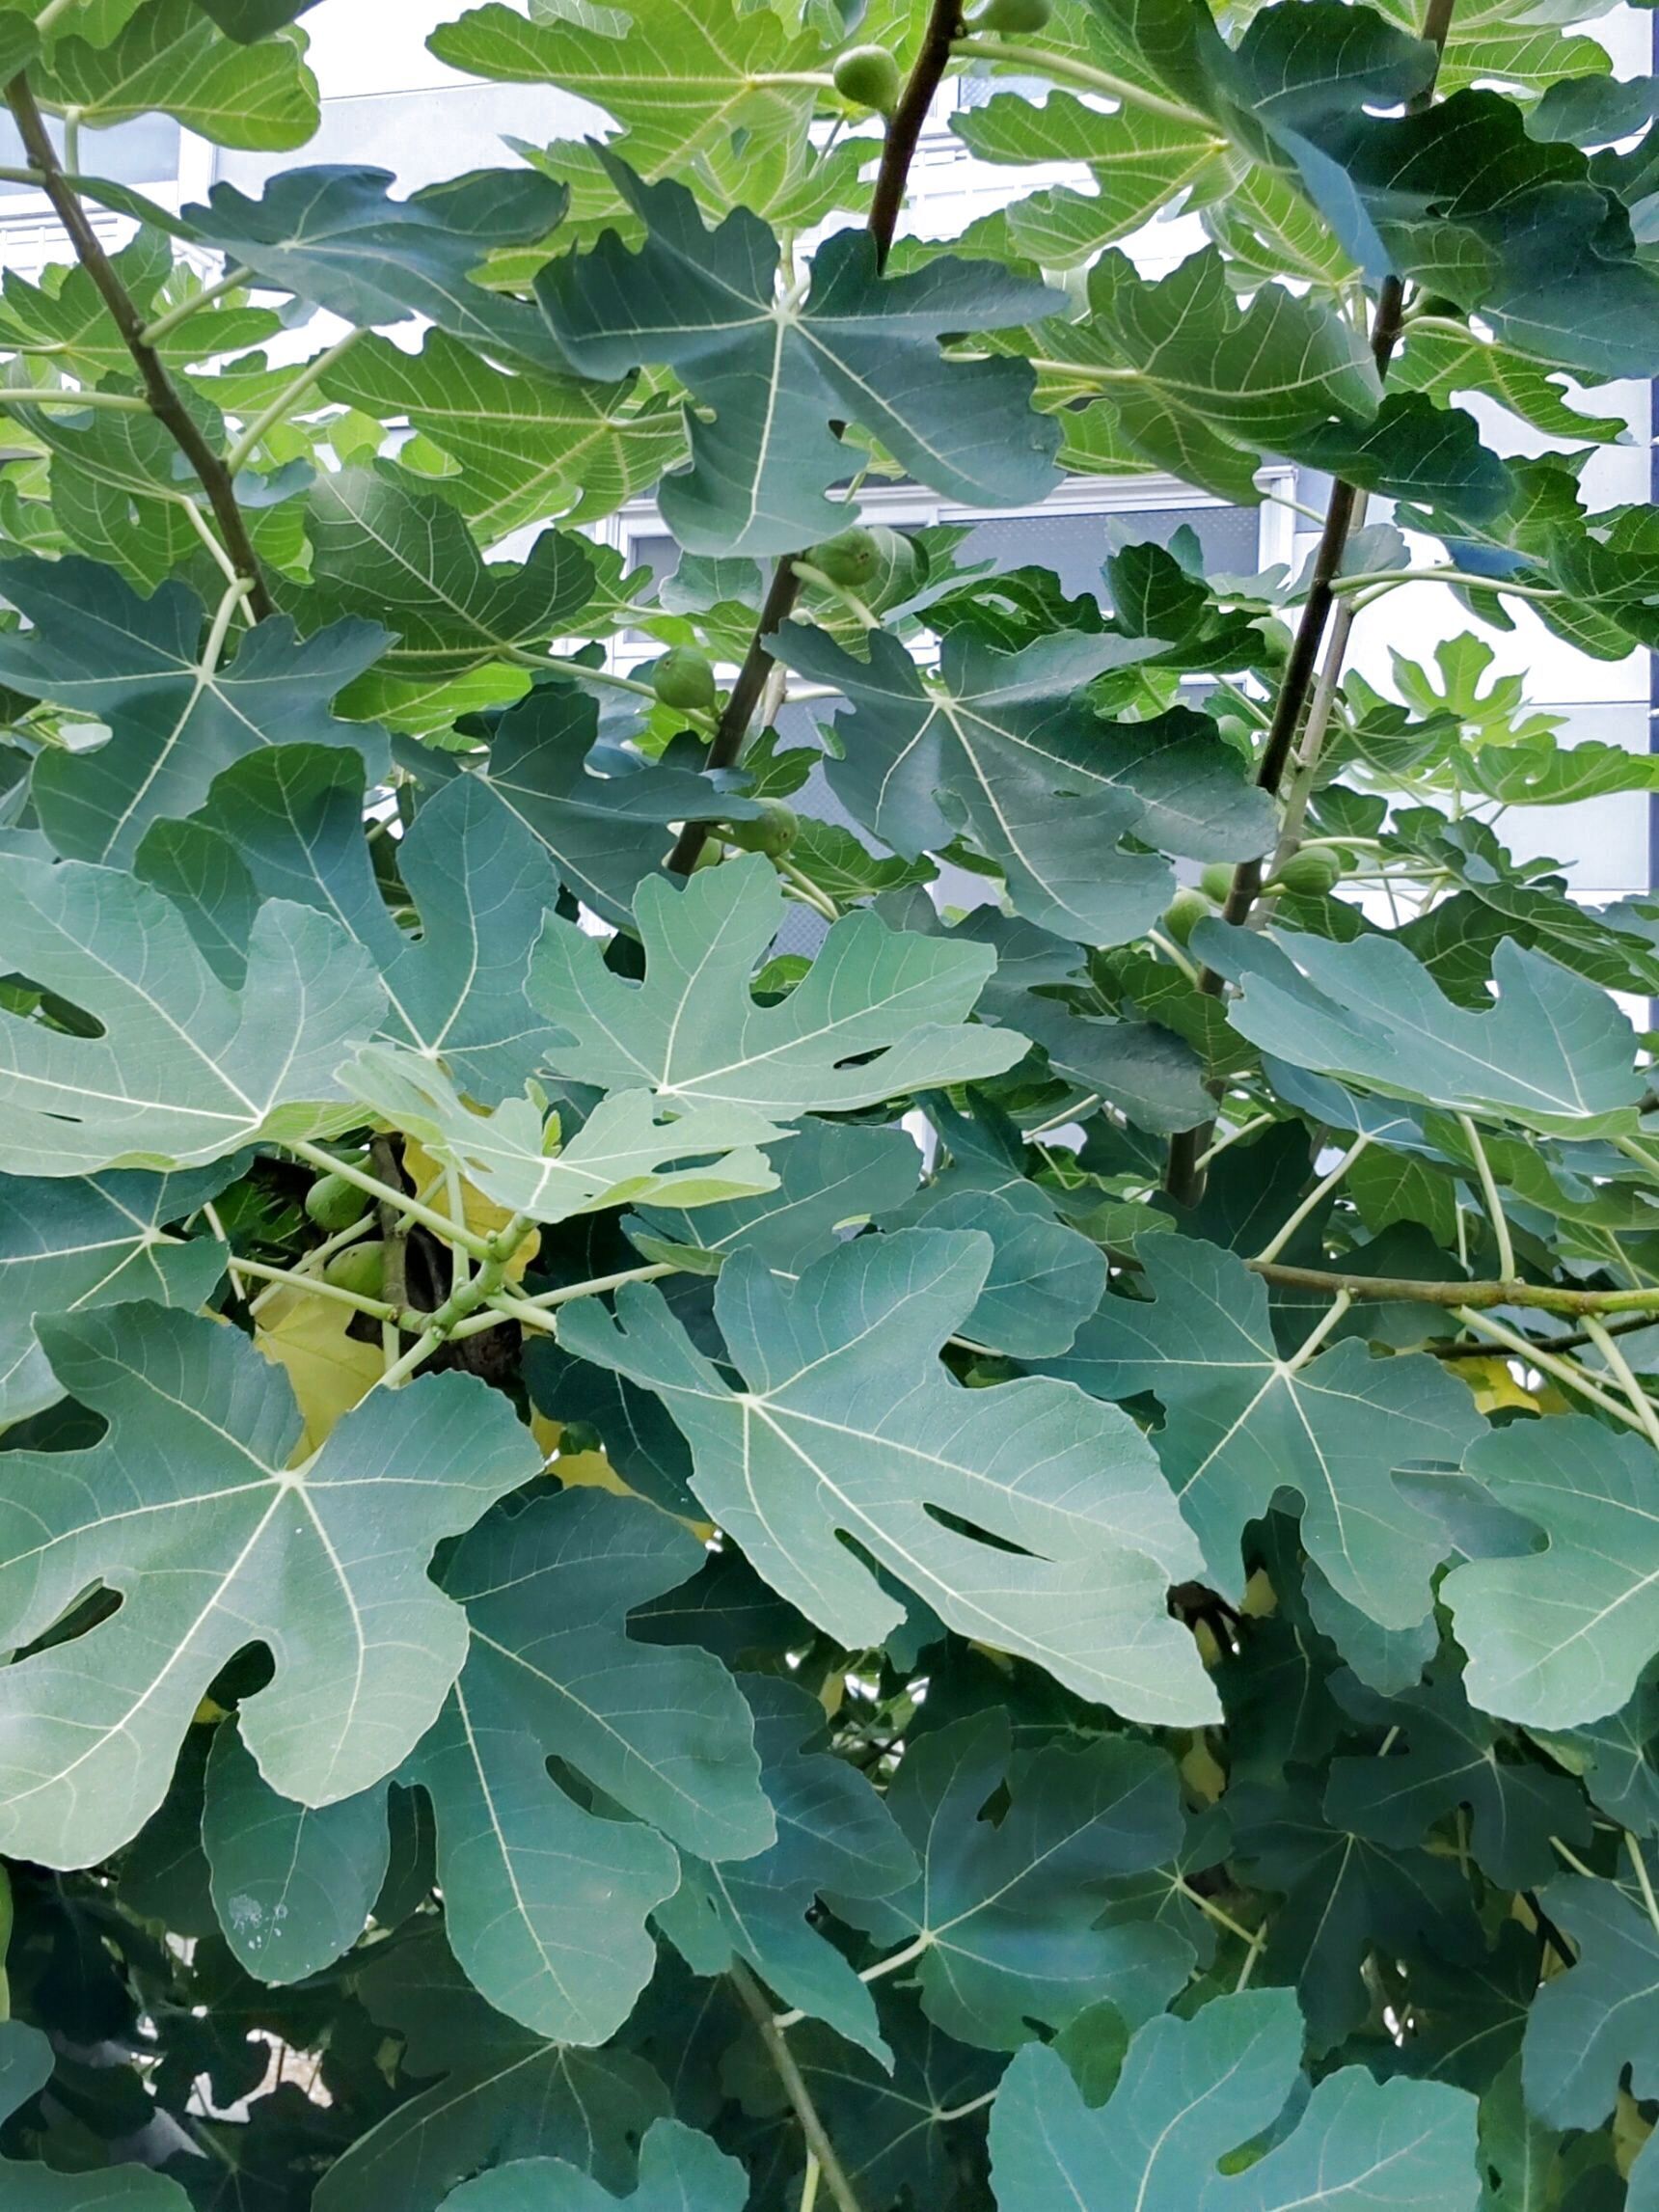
(0, 1162), (231, 1424)
(528, 854), (1030, 1118)
(38, 0), (319, 150)
(319, 330), (685, 535)
(834, 1708), (1192, 2051)
(561, 1228), (1219, 1721)
(1200, 924), (1645, 1137)
(0, 853), (385, 1175)
(1445, 1417), (1659, 1730)
(188, 166), (572, 374)
(0, 1303), (541, 1866)
(1041, 1237), (1484, 1628)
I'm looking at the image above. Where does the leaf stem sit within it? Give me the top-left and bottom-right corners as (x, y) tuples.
(4, 71), (274, 617)
(773, 1930), (933, 2032)
(288, 1139), (496, 1260)
(1581, 1317), (1659, 1453)
(947, 38), (1217, 132)
(0, 385), (151, 411)
(227, 1252), (397, 1323)
(1456, 1113), (1517, 1288)
(731, 1960), (868, 2212)
(138, 265), (255, 348)
(227, 329), (364, 475)
(1253, 1133), (1371, 1266)
(1176, 1877), (1260, 1948)
(1326, 566), (1561, 603)
(1451, 1307), (1647, 1430)
(1627, 1832), (1659, 1937)
(1550, 1836), (1600, 1879)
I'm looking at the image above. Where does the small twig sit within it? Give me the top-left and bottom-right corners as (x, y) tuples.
(5, 71), (273, 617)
(730, 1960), (868, 2212)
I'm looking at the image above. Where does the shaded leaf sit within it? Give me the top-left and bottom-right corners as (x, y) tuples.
(989, 1986), (1480, 2209)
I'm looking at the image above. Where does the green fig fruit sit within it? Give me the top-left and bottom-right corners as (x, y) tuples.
(1200, 861), (1237, 903)
(724, 798), (800, 859)
(1162, 887), (1212, 947)
(323, 1242), (387, 1300)
(976, 0), (1053, 30)
(833, 42), (902, 113)
(305, 1169), (370, 1234)
(651, 645), (718, 713)
(1274, 843), (1343, 896)
(805, 525), (882, 590)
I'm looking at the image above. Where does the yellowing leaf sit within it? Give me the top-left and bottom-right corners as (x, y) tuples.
(1456, 1354), (1543, 1415)
(256, 1291), (381, 1455)
(530, 1410), (715, 1540)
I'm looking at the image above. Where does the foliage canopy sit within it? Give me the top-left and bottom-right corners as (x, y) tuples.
(0, 0), (1657, 2207)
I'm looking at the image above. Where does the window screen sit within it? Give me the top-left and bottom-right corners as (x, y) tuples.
(0, 113), (181, 194)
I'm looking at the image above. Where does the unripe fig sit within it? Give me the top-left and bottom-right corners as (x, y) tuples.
(1200, 861), (1237, 903)
(1162, 887), (1211, 947)
(725, 798), (800, 859)
(833, 42), (902, 114)
(305, 1169), (369, 1234)
(805, 525), (882, 590)
(323, 1242), (387, 1299)
(690, 837), (724, 870)
(1275, 843), (1343, 896)
(976, 0), (1054, 30)
(651, 645), (717, 713)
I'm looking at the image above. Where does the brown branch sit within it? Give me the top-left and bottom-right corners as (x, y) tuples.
(667, 6), (963, 876)
(869, 0), (965, 268)
(5, 71), (273, 619)
(1164, 0), (1457, 1205)
(730, 1960), (867, 2212)
(666, 554), (802, 874)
